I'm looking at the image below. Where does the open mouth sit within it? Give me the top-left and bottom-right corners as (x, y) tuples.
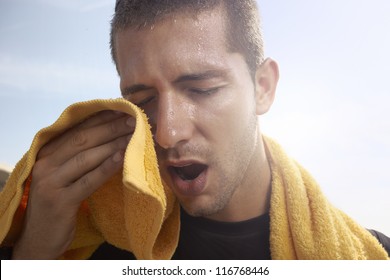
(169, 163), (208, 181)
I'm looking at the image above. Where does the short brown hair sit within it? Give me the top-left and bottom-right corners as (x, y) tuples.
(110, 0), (264, 76)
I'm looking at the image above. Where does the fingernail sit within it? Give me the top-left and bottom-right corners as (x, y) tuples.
(112, 151), (123, 163)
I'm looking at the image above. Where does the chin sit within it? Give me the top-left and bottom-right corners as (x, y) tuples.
(178, 196), (225, 218)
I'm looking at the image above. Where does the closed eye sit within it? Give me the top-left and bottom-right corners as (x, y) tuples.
(136, 96), (155, 107)
(189, 87), (221, 95)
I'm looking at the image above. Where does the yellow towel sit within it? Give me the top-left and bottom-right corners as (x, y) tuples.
(266, 138), (389, 259)
(0, 98), (179, 260)
(0, 98), (388, 259)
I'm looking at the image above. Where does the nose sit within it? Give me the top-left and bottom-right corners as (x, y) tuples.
(154, 91), (193, 149)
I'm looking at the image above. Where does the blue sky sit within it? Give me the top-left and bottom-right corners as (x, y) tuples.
(0, 0), (389, 234)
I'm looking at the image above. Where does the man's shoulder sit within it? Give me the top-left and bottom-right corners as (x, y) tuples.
(368, 229), (390, 257)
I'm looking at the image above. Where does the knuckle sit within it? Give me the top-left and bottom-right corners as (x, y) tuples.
(79, 175), (91, 189)
(31, 158), (54, 184)
(74, 152), (87, 169)
(71, 129), (87, 147)
(108, 120), (119, 134)
(99, 160), (110, 175)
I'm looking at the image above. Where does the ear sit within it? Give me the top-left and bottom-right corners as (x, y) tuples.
(254, 58), (279, 115)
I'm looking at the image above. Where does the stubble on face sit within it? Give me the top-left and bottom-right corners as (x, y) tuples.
(115, 4), (265, 221)
(192, 112), (259, 218)
(157, 106), (259, 219)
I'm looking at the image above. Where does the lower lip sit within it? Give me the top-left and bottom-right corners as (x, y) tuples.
(169, 168), (208, 196)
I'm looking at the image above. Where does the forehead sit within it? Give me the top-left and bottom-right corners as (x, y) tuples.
(114, 6), (231, 79)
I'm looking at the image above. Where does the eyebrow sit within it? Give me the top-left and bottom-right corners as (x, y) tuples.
(122, 84), (153, 97)
(173, 69), (230, 84)
(122, 69), (230, 97)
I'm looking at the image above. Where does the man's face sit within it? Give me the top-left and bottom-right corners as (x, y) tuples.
(115, 7), (261, 218)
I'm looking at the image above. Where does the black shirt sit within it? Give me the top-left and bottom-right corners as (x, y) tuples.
(368, 229), (390, 257)
(90, 209), (270, 260)
(89, 211), (390, 260)
(172, 209), (270, 259)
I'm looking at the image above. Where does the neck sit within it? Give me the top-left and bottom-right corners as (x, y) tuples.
(208, 134), (272, 222)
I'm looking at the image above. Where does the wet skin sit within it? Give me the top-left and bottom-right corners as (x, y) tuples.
(115, 6), (278, 222)
(12, 5), (278, 260)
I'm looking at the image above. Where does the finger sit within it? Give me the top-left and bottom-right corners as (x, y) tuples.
(40, 116), (135, 165)
(78, 110), (128, 130)
(38, 110), (129, 159)
(67, 150), (125, 203)
(55, 134), (130, 185)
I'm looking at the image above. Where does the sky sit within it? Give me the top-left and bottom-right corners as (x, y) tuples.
(0, 1), (389, 234)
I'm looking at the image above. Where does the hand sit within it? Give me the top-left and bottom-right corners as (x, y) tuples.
(12, 110), (135, 259)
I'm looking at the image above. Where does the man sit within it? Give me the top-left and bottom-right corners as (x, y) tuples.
(6, 0), (390, 259)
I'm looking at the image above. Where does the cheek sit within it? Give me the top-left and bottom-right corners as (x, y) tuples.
(196, 90), (256, 142)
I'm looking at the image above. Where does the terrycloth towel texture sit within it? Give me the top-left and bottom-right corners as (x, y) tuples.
(0, 98), (180, 260)
(0, 98), (388, 259)
(265, 139), (389, 259)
